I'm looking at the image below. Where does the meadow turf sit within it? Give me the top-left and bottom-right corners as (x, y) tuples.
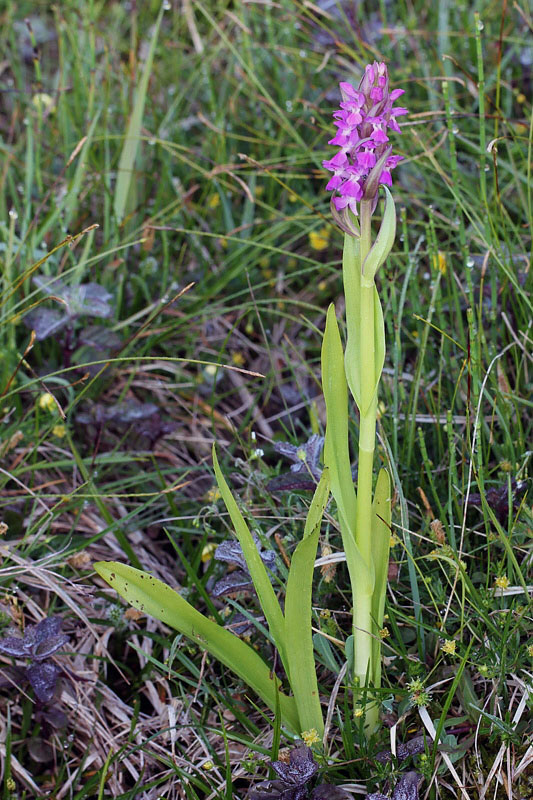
(0, 1), (531, 798)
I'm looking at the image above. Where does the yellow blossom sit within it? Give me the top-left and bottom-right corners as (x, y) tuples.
(205, 486), (221, 503)
(52, 424), (66, 438)
(441, 639), (456, 656)
(201, 760), (214, 771)
(309, 226), (330, 251)
(354, 707), (364, 718)
(432, 251), (446, 275)
(494, 575), (510, 590)
(32, 93), (55, 113)
(379, 627), (390, 639)
(207, 193), (220, 209)
(301, 728), (320, 747)
(201, 543), (217, 563)
(390, 533), (400, 547)
(231, 352), (245, 367)
(38, 393), (56, 412)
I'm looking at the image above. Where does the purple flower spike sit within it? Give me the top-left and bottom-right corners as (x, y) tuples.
(323, 62), (407, 232)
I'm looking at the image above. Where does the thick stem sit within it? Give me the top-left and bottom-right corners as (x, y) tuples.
(353, 200), (378, 717)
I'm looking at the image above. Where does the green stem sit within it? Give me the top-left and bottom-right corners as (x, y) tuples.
(353, 200), (377, 696)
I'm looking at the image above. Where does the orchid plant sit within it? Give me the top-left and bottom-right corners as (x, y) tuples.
(95, 61), (406, 740)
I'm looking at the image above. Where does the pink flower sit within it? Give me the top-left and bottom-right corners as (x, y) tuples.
(323, 62), (407, 224)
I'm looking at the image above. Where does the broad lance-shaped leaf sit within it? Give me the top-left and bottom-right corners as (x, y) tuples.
(322, 306), (373, 596)
(342, 234), (362, 410)
(212, 446), (290, 679)
(361, 186), (396, 282)
(343, 234), (386, 417)
(370, 468), (391, 688)
(284, 469), (330, 736)
(94, 561), (300, 734)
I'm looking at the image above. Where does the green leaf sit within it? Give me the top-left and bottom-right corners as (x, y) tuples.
(370, 468), (391, 687)
(342, 234), (362, 410)
(322, 305), (373, 596)
(284, 470), (330, 736)
(322, 305), (357, 538)
(212, 445), (289, 677)
(94, 561), (300, 734)
(361, 186), (396, 281)
(373, 289), (386, 404)
(113, 7), (163, 223)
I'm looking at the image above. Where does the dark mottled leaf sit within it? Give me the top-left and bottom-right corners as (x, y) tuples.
(249, 746), (319, 800)
(33, 276), (113, 318)
(311, 786), (351, 800)
(268, 435), (324, 493)
(77, 400), (158, 426)
(0, 665), (27, 690)
(211, 570), (253, 598)
(271, 746), (319, 786)
(26, 662), (61, 702)
(33, 633), (69, 661)
(376, 736), (426, 764)
(27, 736), (54, 763)
(249, 780), (307, 800)
(467, 479), (527, 524)
(367, 773), (422, 800)
(78, 325), (121, 351)
(41, 705), (68, 728)
(23, 308), (69, 340)
(0, 635), (33, 658)
(392, 772), (422, 800)
(214, 537), (276, 574)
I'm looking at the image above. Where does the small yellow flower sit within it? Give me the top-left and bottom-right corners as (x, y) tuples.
(38, 393), (56, 412)
(516, 93), (526, 104)
(526, 644), (533, 658)
(317, 280), (328, 291)
(354, 707), (364, 718)
(207, 193), (220, 209)
(288, 193), (298, 203)
(301, 728), (320, 746)
(379, 627), (390, 639)
(201, 543), (217, 563)
(309, 226), (330, 251)
(231, 352), (245, 367)
(441, 639), (456, 656)
(432, 251), (447, 275)
(201, 760), (214, 771)
(205, 486), (221, 503)
(390, 533), (400, 547)
(52, 424), (66, 438)
(32, 93), (55, 113)
(499, 460), (512, 473)
(494, 575), (510, 590)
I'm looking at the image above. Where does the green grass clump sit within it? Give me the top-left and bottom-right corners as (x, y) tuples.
(0, 1), (531, 797)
